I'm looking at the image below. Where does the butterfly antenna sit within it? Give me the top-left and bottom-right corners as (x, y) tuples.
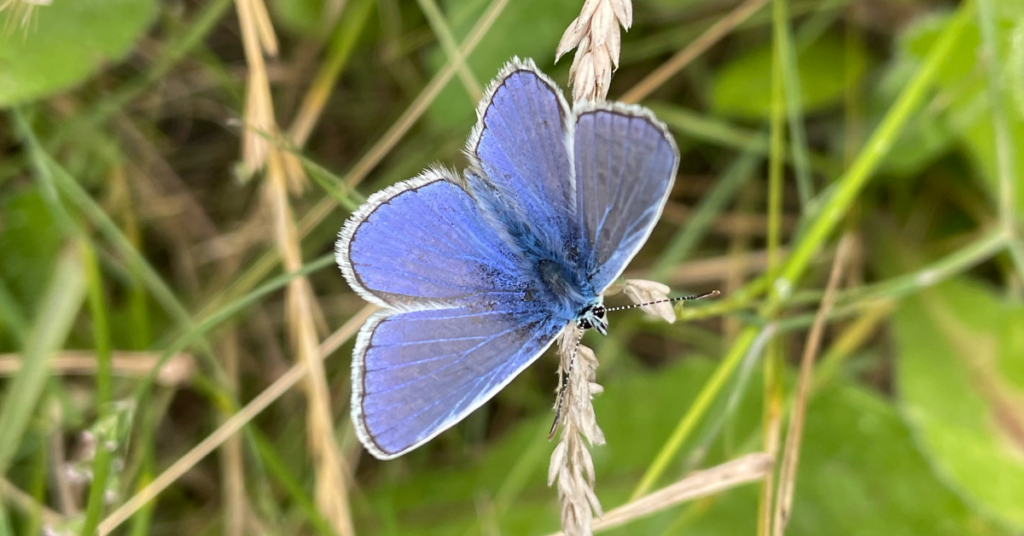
(605, 289), (721, 313)
(548, 329), (585, 440)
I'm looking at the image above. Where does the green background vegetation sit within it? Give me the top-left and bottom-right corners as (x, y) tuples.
(0, 0), (1022, 534)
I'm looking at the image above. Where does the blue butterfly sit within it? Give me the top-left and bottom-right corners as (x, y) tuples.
(337, 58), (680, 460)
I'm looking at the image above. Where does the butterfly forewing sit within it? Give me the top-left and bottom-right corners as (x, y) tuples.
(466, 59), (578, 252)
(337, 169), (527, 309)
(573, 104), (679, 292)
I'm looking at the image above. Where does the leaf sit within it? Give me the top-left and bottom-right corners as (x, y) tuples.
(0, 186), (63, 310)
(0, 0), (157, 107)
(269, 0), (329, 38)
(684, 384), (1006, 536)
(709, 33), (869, 119)
(893, 277), (1024, 529)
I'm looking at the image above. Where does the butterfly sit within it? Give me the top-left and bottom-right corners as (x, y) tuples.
(337, 58), (703, 460)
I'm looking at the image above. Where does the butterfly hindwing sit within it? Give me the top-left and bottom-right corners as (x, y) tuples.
(573, 103), (679, 292)
(353, 306), (564, 458)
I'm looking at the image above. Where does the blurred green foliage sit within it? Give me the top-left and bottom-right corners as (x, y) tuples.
(362, 359), (1008, 535)
(0, 188), (61, 311)
(710, 33), (869, 118)
(894, 278), (1024, 528)
(0, 0), (156, 106)
(0, 0), (1022, 534)
(884, 5), (1024, 210)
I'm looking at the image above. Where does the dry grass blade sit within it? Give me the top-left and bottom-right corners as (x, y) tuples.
(96, 305), (375, 535)
(267, 151), (353, 536)
(237, 0), (349, 528)
(546, 453), (773, 535)
(219, 330), (246, 536)
(235, 0), (290, 186)
(621, 0), (770, 104)
(771, 235), (853, 535)
(0, 351), (194, 386)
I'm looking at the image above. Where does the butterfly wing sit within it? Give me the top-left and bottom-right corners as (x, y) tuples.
(337, 168), (562, 459)
(573, 103), (679, 292)
(337, 168), (528, 309)
(465, 58), (577, 251)
(353, 306), (563, 458)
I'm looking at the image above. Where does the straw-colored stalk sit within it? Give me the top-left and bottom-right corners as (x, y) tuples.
(235, 1), (350, 533)
(0, 352), (194, 386)
(549, 325), (605, 536)
(219, 331), (246, 536)
(234, 0), (277, 177)
(556, 0), (632, 102)
(266, 150), (354, 536)
(771, 235), (852, 535)
(547, 452), (773, 535)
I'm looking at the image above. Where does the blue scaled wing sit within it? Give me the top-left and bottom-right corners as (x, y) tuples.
(353, 306), (563, 459)
(465, 58), (577, 251)
(336, 167), (563, 459)
(573, 103), (679, 292)
(337, 168), (526, 309)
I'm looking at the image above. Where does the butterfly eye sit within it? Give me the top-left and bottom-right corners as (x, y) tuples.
(577, 317), (593, 329)
(593, 305), (606, 319)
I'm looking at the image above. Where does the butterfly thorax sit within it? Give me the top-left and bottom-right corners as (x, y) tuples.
(536, 255), (596, 310)
(521, 232), (606, 330)
(466, 172), (603, 325)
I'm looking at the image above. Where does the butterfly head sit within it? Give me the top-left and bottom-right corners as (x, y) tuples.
(576, 303), (608, 336)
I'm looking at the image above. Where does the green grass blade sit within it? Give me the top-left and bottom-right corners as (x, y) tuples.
(0, 246), (86, 476)
(79, 242), (114, 536)
(778, 8), (813, 208)
(758, 0), (790, 529)
(976, 0), (1024, 278)
(768, 3), (971, 310)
